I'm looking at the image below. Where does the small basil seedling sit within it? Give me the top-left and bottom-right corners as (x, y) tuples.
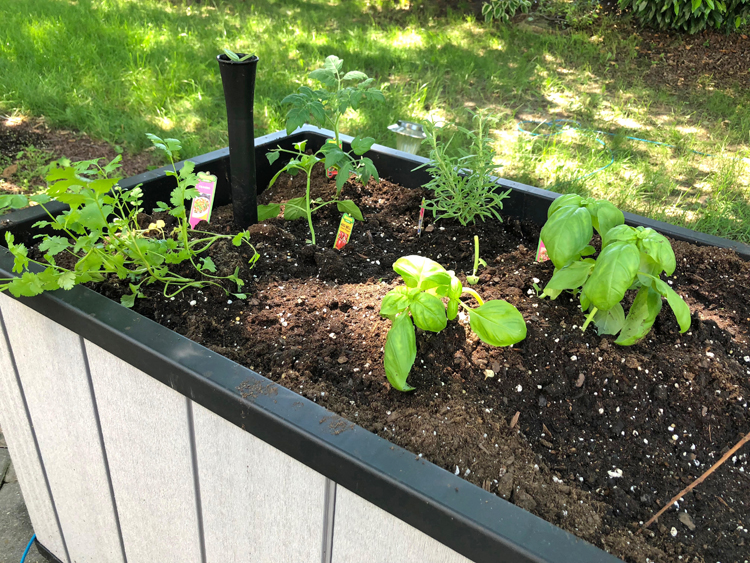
(380, 255), (526, 391)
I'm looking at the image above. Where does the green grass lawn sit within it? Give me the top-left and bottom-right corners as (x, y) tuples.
(1, 0), (749, 242)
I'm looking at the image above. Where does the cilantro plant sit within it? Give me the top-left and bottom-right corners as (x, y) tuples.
(380, 255), (527, 391)
(538, 194), (691, 345)
(417, 113), (510, 226)
(0, 135), (258, 307)
(259, 55), (384, 245)
(0, 192), (51, 215)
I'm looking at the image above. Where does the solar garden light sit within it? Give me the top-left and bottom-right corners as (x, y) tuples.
(388, 120), (426, 154)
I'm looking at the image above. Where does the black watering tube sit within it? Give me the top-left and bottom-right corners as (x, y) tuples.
(217, 53), (259, 228)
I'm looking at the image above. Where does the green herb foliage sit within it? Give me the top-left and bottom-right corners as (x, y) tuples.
(1, 134), (258, 307)
(466, 235), (487, 285)
(380, 255), (526, 391)
(418, 113), (510, 226)
(259, 55), (384, 245)
(280, 55), (385, 147)
(482, 0), (531, 24)
(222, 48), (255, 62)
(539, 194), (691, 345)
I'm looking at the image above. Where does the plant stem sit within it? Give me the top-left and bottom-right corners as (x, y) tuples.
(306, 171), (316, 245)
(461, 287), (484, 306)
(581, 307), (598, 331)
(472, 235), (480, 277)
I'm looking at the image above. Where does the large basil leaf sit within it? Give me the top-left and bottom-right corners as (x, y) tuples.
(547, 193), (582, 218)
(593, 303), (625, 336)
(543, 258), (595, 292)
(469, 300), (527, 347)
(410, 292), (447, 332)
(540, 205), (593, 269)
(615, 286), (663, 346)
(384, 312), (416, 391)
(393, 255), (452, 291)
(380, 287), (412, 318)
(592, 201), (625, 238)
(646, 276), (691, 333)
(602, 224), (637, 249)
(583, 242), (640, 311)
(638, 229), (677, 276)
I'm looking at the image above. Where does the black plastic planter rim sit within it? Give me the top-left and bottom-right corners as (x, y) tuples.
(3, 126), (748, 563)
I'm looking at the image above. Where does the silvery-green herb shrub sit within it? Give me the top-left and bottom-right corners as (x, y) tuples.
(1, 135), (258, 307)
(538, 194), (690, 345)
(380, 255), (527, 391)
(417, 113), (510, 226)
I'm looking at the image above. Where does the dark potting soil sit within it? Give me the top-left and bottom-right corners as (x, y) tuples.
(93, 163), (750, 563)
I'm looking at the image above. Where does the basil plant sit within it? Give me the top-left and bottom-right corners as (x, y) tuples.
(539, 194), (691, 345)
(380, 255), (527, 391)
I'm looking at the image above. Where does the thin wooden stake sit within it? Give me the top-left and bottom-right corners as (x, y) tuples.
(639, 429), (750, 532)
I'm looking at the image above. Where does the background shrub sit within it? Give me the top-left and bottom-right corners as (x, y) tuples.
(619, 0), (750, 33)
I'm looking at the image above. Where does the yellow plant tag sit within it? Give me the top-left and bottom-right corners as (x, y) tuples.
(334, 213), (355, 250)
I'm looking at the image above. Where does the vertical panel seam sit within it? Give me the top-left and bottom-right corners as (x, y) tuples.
(187, 399), (207, 563)
(81, 337), (128, 563)
(321, 479), (337, 563)
(0, 306), (71, 563)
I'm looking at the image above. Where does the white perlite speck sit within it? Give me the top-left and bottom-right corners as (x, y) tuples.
(608, 468), (623, 478)
(516, 384), (523, 392)
(670, 527), (678, 537)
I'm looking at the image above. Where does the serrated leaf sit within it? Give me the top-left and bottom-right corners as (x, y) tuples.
(469, 300), (527, 347)
(284, 196), (308, 220)
(57, 271), (77, 290)
(342, 70), (368, 82)
(258, 203), (281, 221)
(200, 256), (217, 273)
(351, 136), (376, 156)
(120, 293), (137, 308)
(38, 236), (70, 256)
(383, 312), (416, 392)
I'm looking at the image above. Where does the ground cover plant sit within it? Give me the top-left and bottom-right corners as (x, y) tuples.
(1, 0), (749, 242)
(0, 135), (258, 306)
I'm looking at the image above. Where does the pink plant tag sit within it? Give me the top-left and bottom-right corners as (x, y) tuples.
(536, 238), (549, 262)
(417, 198), (425, 236)
(189, 172), (217, 229)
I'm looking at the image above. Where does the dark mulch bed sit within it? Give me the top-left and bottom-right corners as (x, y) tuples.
(88, 162), (750, 563)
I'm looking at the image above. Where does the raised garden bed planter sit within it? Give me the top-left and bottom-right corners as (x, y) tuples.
(0, 126), (748, 563)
